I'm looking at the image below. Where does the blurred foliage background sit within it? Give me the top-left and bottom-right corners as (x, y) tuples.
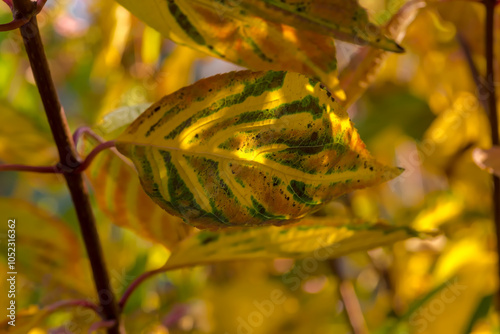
(0, 0), (498, 333)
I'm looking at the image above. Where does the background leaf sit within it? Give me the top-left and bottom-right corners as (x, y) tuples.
(0, 198), (89, 294)
(236, 0), (403, 51)
(162, 218), (428, 270)
(0, 198), (93, 333)
(116, 70), (401, 229)
(116, 0), (402, 98)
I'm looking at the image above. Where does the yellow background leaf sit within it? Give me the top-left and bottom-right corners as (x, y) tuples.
(163, 218), (427, 270)
(115, 0), (399, 97)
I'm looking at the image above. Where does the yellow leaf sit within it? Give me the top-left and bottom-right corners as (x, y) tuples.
(410, 238), (496, 334)
(157, 45), (204, 98)
(0, 199), (89, 297)
(162, 218), (427, 270)
(422, 92), (489, 172)
(141, 25), (162, 65)
(411, 192), (464, 230)
(236, 0), (403, 51)
(0, 306), (48, 333)
(115, 70), (402, 229)
(116, 0), (401, 97)
(0, 107), (56, 165)
(91, 4), (131, 75)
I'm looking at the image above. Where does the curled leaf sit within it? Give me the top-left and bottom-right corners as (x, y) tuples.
(116, 0), (403, 98)
(116, 70), (401, 229)
(236, 0), (404, 52)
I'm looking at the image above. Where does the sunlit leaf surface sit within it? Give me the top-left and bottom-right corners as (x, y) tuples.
(116, 70), (401, 229)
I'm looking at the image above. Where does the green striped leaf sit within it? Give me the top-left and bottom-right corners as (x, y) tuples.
(116, 0), (403, 98)
(235, 0), (404, 51)
(80, 106), (193, 249)
(115, 70), (402, 229)
(162, 218), (425, 270)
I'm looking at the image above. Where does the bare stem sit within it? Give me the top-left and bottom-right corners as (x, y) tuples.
(75, 140), (116, 172)
(10, 1), (121, 332)
(483, 0), (500, 309)
(88, 320), (118, 334)
(0, 140), (116, 173)
(0, 0), (46, 31)
(0, 17), (29, 31)
(119, 268), (165, 310)
(328, 259), (369, 334)
(45, 299), (102, 316)
(73, 126), (106, 146)
(0, 164), (59, 173)
(457, 33), (487, 112)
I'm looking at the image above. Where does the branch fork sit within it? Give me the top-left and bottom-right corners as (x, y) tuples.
(0, 0), (46, 32)
(0, 136), (116, 174)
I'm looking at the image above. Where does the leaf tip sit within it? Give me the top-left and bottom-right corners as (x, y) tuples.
(394, 43), (405, 53)
(392, 166), (405, 178)
(381, 165), (404, 182)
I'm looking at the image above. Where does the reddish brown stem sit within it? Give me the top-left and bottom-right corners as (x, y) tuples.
(0, 140), (116, 173)
(0, 17), (29, 31)
(45, 299), (102, 316)
(119, 268), (165, 310)
(89, 320), (118, 333)
(0, 0), (46, 31)
(73, 126), (106, 146)
(74, 140), (116, 172)
(483, 0), (500, 309)
(0, 164), (59, 173)
(10, 0), (121, 332)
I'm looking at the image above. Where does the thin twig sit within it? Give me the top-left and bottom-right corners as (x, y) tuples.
(0, 0), (47, 31)
(119, 268), (165, 310)
(35, 0), (46, 13)
(0, 17), (29, 31)
(88, 320), (117, 334)
(456, 33), (488, 112)
(73, 126), (106, 146)
(45, 299), (102, 316)
(483, 0), (500, 309)
(328, 259), (369, 334)
(0, 164), (59, 173)
(74, 140), (116, 172)
(0, 140), (116, 173)
(11, 0), (121, 332)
